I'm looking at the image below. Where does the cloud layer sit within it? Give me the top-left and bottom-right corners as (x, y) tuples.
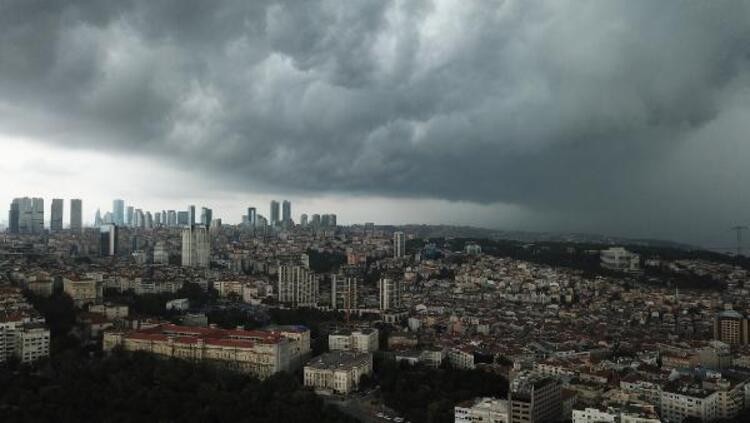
(2, 0), (750, 244)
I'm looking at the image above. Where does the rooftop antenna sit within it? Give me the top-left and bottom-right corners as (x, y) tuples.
(730, 226), (748, 257)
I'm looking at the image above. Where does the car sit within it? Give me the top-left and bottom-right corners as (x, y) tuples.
(394, 418), (404, 423)
(376, 412), (385, 418)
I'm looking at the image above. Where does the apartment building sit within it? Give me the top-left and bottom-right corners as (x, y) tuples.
(455, 397), (510, 423)
(328, 328), (379, 353)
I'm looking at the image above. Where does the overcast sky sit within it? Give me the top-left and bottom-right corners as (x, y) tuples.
(2, 0), (750, 248)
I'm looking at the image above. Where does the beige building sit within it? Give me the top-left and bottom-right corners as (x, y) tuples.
(455, 397), (510, 423)
(713, 309), (749, 346)
(328, 328), (379, 353)
(104, 324), (294, 379)
(303, 351), (372, 395)
(63, 277), (103, 307)
(89, 303), (129, 319)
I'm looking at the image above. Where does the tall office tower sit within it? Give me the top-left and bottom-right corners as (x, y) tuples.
(181, 224), (210, 268)
(69, 199), (82, 232)
(282, 200), (291, 224)
(311, 214), (321, 226)
(167, 210), (177, 227)
(13, 197), (32, 233)
(300, 214), (309, 227)
(393, 231), (405, 258)
(145, 212), (153, 229)
(112, 199), (125, 226)
(278, 265), (318, 307)
(8, 200), (20, 233)
(103, 212), (113, 224)
(188, 205), (196, 226)
(713, 308), (749, 346)
(247, 207), (257, 226)
(154, 212), (161, 226)
(177, 211), (189, 226)
(50, 199), (63, 232)
(200, 207), (212, 227)
(99, 224), (118, 256)
(134, 209), (145, 228)
(321, 214), (331, 227)
(125, 206), (134, 227)
(331, 275), (358, 311)
(94, 209), (103, 226)
(30, 198), (44, 234)
(270, 201), (280, 226)
(378, 278), (401, 311)
(328, 214), (337, 227)
(509, 371), (562, 423)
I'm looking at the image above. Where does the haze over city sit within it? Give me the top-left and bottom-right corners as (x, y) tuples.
(2, 1), (750, 248)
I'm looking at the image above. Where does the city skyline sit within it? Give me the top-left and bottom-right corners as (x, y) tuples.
(3, 2), (750, 248)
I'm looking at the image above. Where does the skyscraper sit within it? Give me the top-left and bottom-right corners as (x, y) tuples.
(188, 205), (196, 226)
(300, 214), (308, 226)
(393, 231), (405, 258)
(167, 210), (177, 227)
(282, 200), (291, 224)
(177, 211), (189, 226)
(134, 209), (145, 228)
(50, 198), (63, 232)
(270, 201), (280, 226)
(311, 214), (321, 226)
(112, 199), (125, 226)
(181, 224), (210, 268)
(247, 207), (257, 226)
(70, 199), (82, 232)
(30, 198), (44, 234)
(200, 207), (212, 227)
(126, 206), (134, 227)
(99, 224), (118, 256)
(8, 200), (20, 234)
(145, 211), (153, 229)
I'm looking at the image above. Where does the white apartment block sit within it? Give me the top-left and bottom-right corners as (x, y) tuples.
(329, 328), (379, 353)
(378, 278), (401, 311)
(278, 265), (319, 307)
(455, 397), (509, 423)
(181, 225), (210, 268)
(14, 324), (50, 364)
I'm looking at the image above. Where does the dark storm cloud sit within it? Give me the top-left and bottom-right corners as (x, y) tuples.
(2, 0), (750, 241)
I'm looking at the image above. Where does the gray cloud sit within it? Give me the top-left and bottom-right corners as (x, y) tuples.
(2, 0), (750, 244)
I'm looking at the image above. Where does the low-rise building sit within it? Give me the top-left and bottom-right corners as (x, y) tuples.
(329, 328), (379, 353)
(303, 351), (372, 395)
(63, 277), (103, 307)
(455, 397), (509, 423)
(103, 324), (294, 379)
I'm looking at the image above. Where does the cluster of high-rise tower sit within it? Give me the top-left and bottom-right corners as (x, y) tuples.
(7, 197), (82, 234)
